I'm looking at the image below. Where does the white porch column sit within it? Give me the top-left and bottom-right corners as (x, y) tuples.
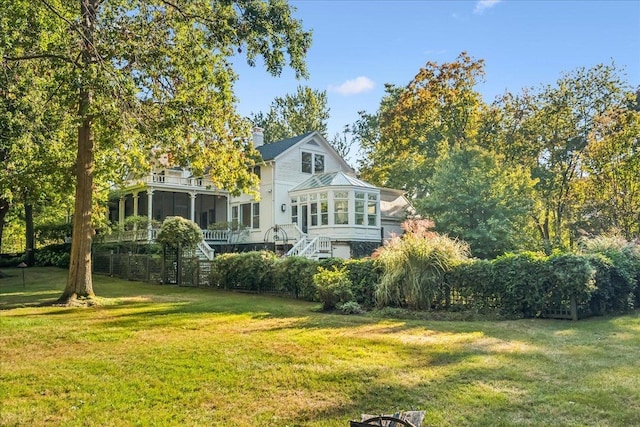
(189, 192), (196, 223)
(118, 196), (125, 230)
(147, 190), (154, 241)
(132, 192), (139, 230)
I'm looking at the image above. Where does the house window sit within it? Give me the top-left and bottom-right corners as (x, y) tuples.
(236, 202), (260, 229)
(291, 197), (298, 224)
(231, 206), (239, 229)
(355, 192), (365, 225)
(320, 192), (328, 225)
(302, 152), (313, 173)
(252, 203), (260, 229)
(302, 151), (325, 174)
(310, 193), (318, 226)
(368, 194), (378, 226)
(241, 203), (252, 228)
(253, 165), (261, 180)
(314, 154), (325, 173)
(310, 202), (318, 226)
(334, 191), (349, 225)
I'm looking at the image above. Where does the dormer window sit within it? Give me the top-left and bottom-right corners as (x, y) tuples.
(314, 154), (324, 173)
(302, 152), (312, 173)
(302, 151), (324, 174)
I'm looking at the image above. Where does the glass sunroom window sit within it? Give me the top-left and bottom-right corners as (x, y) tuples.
(355, 192), (365, 225)
(368, 193), (378, 226)
(334, 191), (349, 225)
(320, 192), (328, 225)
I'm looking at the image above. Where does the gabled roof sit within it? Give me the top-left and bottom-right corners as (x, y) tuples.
(256, 132), (314, 161)
(290, 171), (378, 192)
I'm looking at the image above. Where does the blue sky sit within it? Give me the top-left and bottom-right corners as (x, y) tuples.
(232, 0), (640, 155)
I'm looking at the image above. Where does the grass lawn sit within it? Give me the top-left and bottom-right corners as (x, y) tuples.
(1, 267), (639, 426)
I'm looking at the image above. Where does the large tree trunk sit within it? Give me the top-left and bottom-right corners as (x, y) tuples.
(58, 0), (96, 303)
(24, 202), (35, 266)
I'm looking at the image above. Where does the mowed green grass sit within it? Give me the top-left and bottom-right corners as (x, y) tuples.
(1, 268), (639, 426)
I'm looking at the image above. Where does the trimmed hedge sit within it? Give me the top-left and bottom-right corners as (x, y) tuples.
(445, 249), (637, 319)
(208, 254), (380, 308)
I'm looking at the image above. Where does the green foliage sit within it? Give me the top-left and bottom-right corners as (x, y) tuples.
(35, 221), (72, 245)
(336, 300), (364, 315)
(357, 52), (486, 199)
(374, 221), (470, 310)
(251, 85), (329, 142)
(207, 221), (234, 231)
(210, 251), (277, 292)
(1, 0), (312, 299)
(548, 253), (596, 307)
(343, 258), (380, 308)
(581, 235), (639, 313)
(272, 256), (318, 299)
(123, 215), (159, 231)
(491, 252), (551, 318)
(155, 217), (202, 250)
(34, 243), (71, 268)
(419, 146), (537, 258)
(210, 253), (242, 289)
(446, 259), (495, 312)
(313, 266), (353, 311)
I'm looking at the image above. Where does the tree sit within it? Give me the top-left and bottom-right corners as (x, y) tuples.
(578, 92), (640, 238)
(480, 64), (631, 250)
(251, 85), (329, 142)
(356, 53), (486, 198)
(1, 0), (311, 304)
(418, 146), (537, 259)
(0, 56), (75, 262)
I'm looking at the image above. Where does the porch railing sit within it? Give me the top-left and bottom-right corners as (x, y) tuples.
(202, 229), (231, 242)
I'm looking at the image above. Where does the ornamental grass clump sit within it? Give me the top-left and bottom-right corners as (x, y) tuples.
(374, 219), (470, 310)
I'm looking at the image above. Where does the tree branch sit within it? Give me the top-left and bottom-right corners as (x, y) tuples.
(2, 53), (78, 66)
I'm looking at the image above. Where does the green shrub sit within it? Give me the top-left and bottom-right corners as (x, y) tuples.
(343, 258), (380, 308)
(210, 253), (241, 289)
(235, 251), (277, 292)
(548, 253), (596, 309)
(446, 259), (495, 312)
(34, 244), (71, 268)
(337, 301), (364, 315)
(272, 256), (318, 299)
(314, 266), (353, 311)
(210, 251), (276, 292)
(156, 217), (202, 250)
(35, 222), (72, 244)
(581, 235), (639, 312)
(491, 252), (550, 318)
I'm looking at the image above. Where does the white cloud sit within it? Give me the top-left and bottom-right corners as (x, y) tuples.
(328, 76), (375, 96)
(474, 0), (502, 14)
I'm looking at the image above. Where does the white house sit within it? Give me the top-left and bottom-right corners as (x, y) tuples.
(104, 130), (412, 259)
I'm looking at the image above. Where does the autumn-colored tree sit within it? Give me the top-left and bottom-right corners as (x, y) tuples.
(357, 52), (486, 198)
(1, 0), (311, 304)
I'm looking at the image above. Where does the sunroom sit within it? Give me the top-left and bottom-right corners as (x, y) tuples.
(288, 171), (381, 244)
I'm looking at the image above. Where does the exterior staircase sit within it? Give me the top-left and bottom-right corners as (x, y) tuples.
(286, 235), (332, 259)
